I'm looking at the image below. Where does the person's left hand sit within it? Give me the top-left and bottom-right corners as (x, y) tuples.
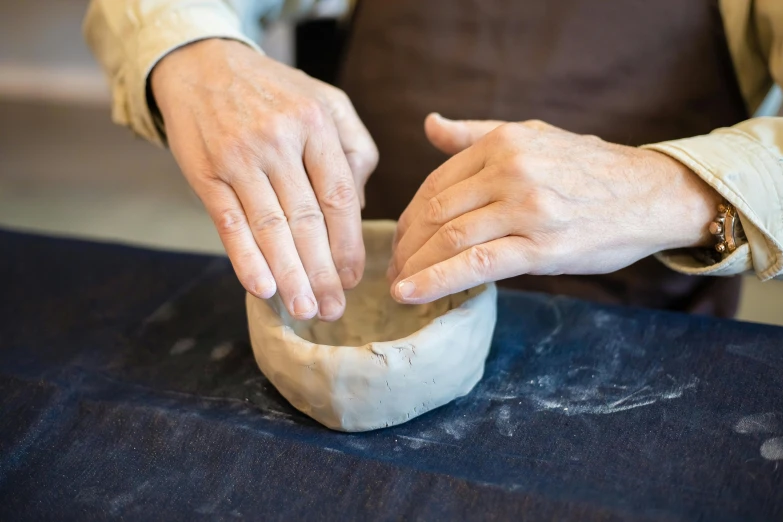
(388, 114), (722, 304)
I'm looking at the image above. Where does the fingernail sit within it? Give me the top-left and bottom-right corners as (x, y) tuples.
(396, 280), (416, 299)
(318, 296), (343, 320)
(257, 277), (276, 298)
(338, 267), (357, 288)
(292, 295), (317, 317)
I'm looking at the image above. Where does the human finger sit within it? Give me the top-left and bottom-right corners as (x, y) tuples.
(424, 113), (505, 155)
(232, 171), (320, 320)
(388, 169), (498, 282)
(303, 116), (365, 291)
(392, 236), (533, 304)
(326, 89), (379, 208)
(393, 143), (485, 251)
(197, 179), (277, 299)
(394, 203), (513, 284)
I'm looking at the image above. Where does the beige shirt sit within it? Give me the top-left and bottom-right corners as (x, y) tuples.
(84, 0), (783, 281)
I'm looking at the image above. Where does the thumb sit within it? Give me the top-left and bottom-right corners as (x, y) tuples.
(424, 113), (505, 155)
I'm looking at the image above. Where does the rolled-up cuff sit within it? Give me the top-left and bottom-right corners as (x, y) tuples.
(125, 4), (262, 146)
(643, 124), (783, 280)
(654, 244), (752, 276)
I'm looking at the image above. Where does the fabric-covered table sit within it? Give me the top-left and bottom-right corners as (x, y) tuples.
(1, 230), (782, 521)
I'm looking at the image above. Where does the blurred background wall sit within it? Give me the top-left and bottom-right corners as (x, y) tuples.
(0, 1), (780, 325)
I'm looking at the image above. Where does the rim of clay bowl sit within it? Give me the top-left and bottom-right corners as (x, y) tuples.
(258, 281), (494, 352)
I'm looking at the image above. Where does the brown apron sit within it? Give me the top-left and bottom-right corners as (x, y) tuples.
(339, 0), (749, 317)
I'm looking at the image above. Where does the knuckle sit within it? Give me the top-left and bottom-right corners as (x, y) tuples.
(214, 208), (248, 236)
(368, 144), (380, 168)
(523, 119), (548, 130)
(428, 262), (451, 290)
(307, 266), (338, 288)
(349, 147), (379, 177)
(328, 87), (351, 106)
(257, 114), (290, 149)
(466, 245), (494, 280)
(492, 122), (520, 143)
(582, 133), (603, 145)
(232, 247), (258, 268)
(336, 242), (365, 269)
(425, 196), (447, 225)
(296, 98), (327, 128)
(419, 171), (442, 198)
(505, 153), (533, 178)
(231, 252), (260, 279)
(287, 204), (326, 229)
(320, 181), (357, 212)
(250, 210), (288, 234)
(528, 190), (562, 223)
(322, 86), (353, 118)
(442, 221), (467, 250)
(276, 266), (303, 288)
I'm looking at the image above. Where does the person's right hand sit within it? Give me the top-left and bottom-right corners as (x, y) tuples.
(151, 39), (378, 321)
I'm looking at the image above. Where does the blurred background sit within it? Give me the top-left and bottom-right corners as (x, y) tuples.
(1, 1), (781, 325)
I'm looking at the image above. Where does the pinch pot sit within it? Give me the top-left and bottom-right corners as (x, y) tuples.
(246, 220), (498, 431)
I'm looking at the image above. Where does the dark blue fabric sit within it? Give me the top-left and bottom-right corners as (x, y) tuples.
(1, 229), (781, 521)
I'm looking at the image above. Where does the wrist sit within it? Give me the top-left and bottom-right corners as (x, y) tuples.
(646, 150), (722, 251)
(150, 38), (256, 111)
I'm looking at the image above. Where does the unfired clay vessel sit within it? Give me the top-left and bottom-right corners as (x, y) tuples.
(246, 220), (498, 432)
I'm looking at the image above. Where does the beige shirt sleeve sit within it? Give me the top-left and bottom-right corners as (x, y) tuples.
(643, 0), (783, 281)
(84, 0), (351, 145)
(84, 0), (273, 146)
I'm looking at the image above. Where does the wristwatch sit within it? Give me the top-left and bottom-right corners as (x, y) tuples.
(705, 201), (745, 263)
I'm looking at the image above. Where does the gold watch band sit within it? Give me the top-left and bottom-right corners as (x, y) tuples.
(708, 201), (745, 259)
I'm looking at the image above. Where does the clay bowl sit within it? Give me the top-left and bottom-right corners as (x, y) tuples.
(246, 220), (497, 432)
